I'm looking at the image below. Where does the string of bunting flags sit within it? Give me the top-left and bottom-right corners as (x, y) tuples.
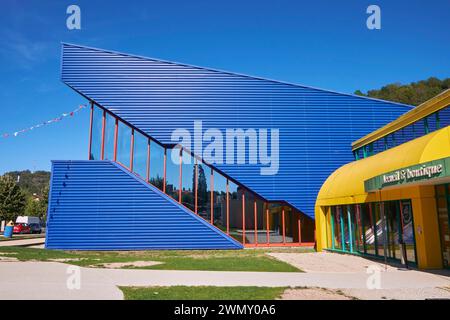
(1, 104), (87, 139)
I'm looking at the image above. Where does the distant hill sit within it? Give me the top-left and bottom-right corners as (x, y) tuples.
(355, 77), (449, 106)
(3, 170), (50, 198)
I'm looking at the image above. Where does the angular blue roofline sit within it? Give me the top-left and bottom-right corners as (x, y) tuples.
(60, 42), (413, 110)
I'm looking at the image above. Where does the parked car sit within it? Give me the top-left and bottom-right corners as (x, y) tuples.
(29, 223), (42, 234)
(13, 223), (31, 234)
(16, 216), (40, 225)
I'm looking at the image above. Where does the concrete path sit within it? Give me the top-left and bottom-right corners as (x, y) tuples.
(0, 238), (45, 247)
(1, 259), (449, 300)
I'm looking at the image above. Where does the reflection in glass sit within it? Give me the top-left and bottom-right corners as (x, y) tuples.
(385, 202), (400, 259)
(133, 131), (148, 179)
(117, 121), (131, 168)
(400, 201), (416, 264)
(212, 171), (227, 232)
(181, 151), (195, 211)
(363, 204), (375, 255)
(436, 189), (450, 268)
(166, 147), (180, 201)
(255, 198), (266, 243)
(244, 191), (256, 244)
(354, 205), (364, 253)
(149, 141), (164, 190)
(268, 203), (283, 244)
(104, 113), (115, 160)
(283, 206), (295, 244)
(374, 203), (383, 256)
(332, 207), (341, 249)
(90, 107), (103, 160)
(197, 162), (211, 222)
(228, 180), (243, 242)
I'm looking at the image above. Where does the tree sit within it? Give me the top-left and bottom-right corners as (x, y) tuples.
(354, 77), (449, 106)
(197, 164), (208, 211)
(3, 170), (50, 198)
(0, 175), (26, 222)
(25, 185), (49, 220)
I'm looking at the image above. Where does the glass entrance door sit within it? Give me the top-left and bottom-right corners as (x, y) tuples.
(436, 184), (450, 268)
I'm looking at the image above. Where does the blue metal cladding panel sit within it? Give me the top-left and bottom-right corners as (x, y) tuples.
(61, 43), (413, 218)
(46, 160), (242, 250)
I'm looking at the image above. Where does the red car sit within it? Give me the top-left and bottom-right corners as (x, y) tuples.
(13, 223), (31, 234)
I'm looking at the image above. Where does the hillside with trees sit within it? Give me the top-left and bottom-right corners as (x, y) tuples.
(4, 170), (50, 198)
(0, 170), (50, 222)
(355, 77), (449, 106)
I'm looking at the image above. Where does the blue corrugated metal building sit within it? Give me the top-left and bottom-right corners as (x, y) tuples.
(46, 43), (412, 250)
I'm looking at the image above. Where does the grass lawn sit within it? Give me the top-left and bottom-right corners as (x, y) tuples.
(0, 246), (312, 272)
(119, 286), (287, 300)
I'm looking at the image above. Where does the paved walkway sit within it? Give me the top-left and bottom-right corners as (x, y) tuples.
(1, 258), (449, 299)
(0, 238), (45, 247)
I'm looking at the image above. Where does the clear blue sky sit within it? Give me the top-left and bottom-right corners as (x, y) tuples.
(1, 0), (449, 174)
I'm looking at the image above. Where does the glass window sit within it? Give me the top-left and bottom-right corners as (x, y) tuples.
(283, 206), (296, 244)
(344, 205), (358, 253)
(354, 205), (364, 253)
(357, 148), (364, 160)
(427, 114), (438, 133)
(362, 204), (375, 255)
(268, 203), (284, 244)
(436, 190), (450, 268)
(439, 107), (450, 128)
(117, 121), (131, 168)
(341, 206), (349, 251)
(374, 203), (383, 256)
(332, 206), (341, 249)
(133, 131), (148, 179)
(244, 191), (256, 244)
(212, 170), (227, 233)
(385, 202), (401, 260)
(228, 180), (244, 242)
(255, 198), (266, 244)
(166, 146), (181, 201)
(181, 151), (195, 211)
(104, 113), (115, 160)
(197, 161), (212, 222)
(403, 124), (414, 144)
(149, 140), (164, 190)
(386, 134), (395, 149)
(400, 200), (416, 264)
(90, 107), (103, 160)
(413, 120), (425, 138)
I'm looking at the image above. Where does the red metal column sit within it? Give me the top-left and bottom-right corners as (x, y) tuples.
(113, 118), (118, 162)
(226, 180), (230, 234)
(254, 200), (257, 245)
(179, 148), (182, 203)
(210, 169), (214, 224)
(130, 129), (134, 171)
(282, 208), (286, 244)
(266, 206), (270, 244)
(88, 103), (94, 160)
(163, 149), (166, 193)
(146, 139), (150, 182)
(242, 193), (246, 245)
(298, 214), (302, 244)
(194, 158), (198, 214)
(100, 110), (106, 160)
